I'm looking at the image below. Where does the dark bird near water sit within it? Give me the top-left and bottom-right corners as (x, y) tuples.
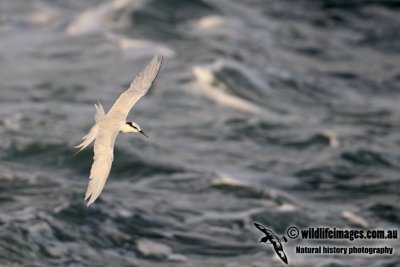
(254, 222), (288, 264)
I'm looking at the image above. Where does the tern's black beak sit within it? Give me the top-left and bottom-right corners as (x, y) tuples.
(139, 130), (148, 138)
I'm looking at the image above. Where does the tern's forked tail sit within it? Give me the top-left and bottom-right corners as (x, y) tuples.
(74, 102), (105, 155)
(74, 124), (99, 154)
(95, 102), (106, 122)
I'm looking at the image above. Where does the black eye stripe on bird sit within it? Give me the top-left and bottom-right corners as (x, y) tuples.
(127, 122), (137, 129)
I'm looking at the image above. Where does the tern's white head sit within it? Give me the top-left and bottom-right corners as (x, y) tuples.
(121, 121), (148, 137)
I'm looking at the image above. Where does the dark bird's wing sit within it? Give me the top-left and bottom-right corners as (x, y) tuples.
(254, 223), (289, 264)
(254, 222), (275, 237)
(271, 240), (288, 264)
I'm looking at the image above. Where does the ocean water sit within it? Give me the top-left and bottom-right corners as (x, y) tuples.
(0, 0), (399, 266)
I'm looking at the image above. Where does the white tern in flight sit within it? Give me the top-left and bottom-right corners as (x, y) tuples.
(75, 55), (163, 206)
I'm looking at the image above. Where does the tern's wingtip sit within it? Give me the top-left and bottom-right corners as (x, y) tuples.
(85, 196), (93, 206)
(154, 54), (163, 64)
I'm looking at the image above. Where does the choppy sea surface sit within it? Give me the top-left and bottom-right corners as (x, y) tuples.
(0, 0), (399, 266)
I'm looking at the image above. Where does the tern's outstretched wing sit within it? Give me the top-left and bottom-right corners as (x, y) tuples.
(107, 55), (163, 120)
(85, 128), (119, 206)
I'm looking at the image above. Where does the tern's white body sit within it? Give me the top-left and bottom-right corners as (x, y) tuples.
(75, 55), (163, 206)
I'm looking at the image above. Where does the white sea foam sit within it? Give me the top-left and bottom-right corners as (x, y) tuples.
(66, 0), (137, 36)
(192, 64), (265, 115)
(189, 15), (243, 40)
(105, 33), (176, 58)
(342, 211), (369, 229)
(66, 2), (111, 36)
